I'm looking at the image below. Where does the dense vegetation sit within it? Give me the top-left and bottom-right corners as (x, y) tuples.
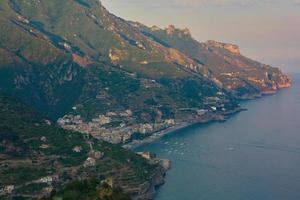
(46, 178), (132, 200)
(0, 94), (163, 199)
(0, 0), (237, 122)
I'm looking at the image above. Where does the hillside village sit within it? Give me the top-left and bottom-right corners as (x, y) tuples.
(57, 92), (231, 144)
(58, 110), (176, 144)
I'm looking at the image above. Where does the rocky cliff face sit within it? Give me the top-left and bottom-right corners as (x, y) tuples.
(138, 24), (291, 98)
(206, 40), (240, 55)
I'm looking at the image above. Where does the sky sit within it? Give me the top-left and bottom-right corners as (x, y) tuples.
(101, 0), (300, 73)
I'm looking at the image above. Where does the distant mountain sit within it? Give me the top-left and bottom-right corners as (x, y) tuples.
(137, 24), (291, 98)
(0, 93), (166, 199)
(0, 0), (291, 144)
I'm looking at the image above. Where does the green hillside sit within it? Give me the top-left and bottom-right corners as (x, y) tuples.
(0, 0), (242, 145)
(0, 94), (165, 199)
(0, 0), (229, 121)
(0, 0), (290, 143)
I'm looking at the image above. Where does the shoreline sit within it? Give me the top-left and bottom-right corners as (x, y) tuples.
(128, 89), (286, 199)
(123, 107), (246, 150)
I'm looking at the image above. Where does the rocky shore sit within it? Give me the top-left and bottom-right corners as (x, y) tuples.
(136, 160), (170, 200)
(121, 151), (171, 200)
(124, 107), (245, 199)
(126, 85), (293, 199)
(125, 85), (293, 199)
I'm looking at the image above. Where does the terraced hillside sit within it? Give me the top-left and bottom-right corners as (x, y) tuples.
(0, 94), (166, 199)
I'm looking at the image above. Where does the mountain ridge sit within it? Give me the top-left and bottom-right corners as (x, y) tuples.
(136, 23), (291, 98)
(0, 0), (291, 143)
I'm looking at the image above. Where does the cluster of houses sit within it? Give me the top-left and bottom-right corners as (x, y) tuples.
(84, 148), (104, 168)
(0, 185), (14, 195)
(137, 152), (171, 171)
(35, 176), (58, 184)
(58, 109), (176, 144)
(57, 91), (228, 144)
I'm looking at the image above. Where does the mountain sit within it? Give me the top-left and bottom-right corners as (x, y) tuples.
(0, 93), (166, 199)
(137, 24), (291, 98)
(0, 0), (291, 145)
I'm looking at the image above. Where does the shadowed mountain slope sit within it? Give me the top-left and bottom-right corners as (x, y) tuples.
(0, 0), (290, 144)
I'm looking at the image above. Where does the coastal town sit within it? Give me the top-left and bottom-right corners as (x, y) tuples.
(58, 109), (177, 144)
(57, 93), (233, 145)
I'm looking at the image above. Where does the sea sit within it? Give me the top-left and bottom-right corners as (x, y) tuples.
(136, 73), (300, 200)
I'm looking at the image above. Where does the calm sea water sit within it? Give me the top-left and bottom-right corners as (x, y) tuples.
(137, 74), (300, 200)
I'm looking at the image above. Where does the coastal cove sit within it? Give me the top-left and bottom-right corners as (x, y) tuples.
(0, 1), (298, 199)
(136, 73), (300, 200)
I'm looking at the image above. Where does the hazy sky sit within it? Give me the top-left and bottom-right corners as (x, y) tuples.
(101, 0), (300, 72)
